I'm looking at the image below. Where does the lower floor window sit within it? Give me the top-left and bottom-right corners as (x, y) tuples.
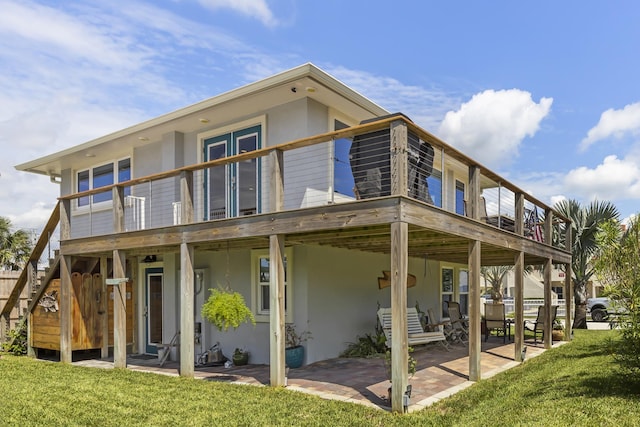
(251, 248), (293, 322)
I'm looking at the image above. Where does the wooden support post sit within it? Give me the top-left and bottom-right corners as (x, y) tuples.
(269, 148), (286, 387)
(269, 234), (286, 387)
(129, 256), (138, 354)
(390, 221), (408, 413)
(564, 224), (573, 341)
(26, 262), (36, 358)
(390, 120), (408, 197)
(100, 257), (109, 359)
(468, 239), (481, 381)
(180, 170), (194, 224)
(60, 254), (72, 363)
(180, 242), (195, 377)
(0, 314), (8, 342)
(467, 164), (482, 380)
(514, 251), (525, 361)
(543, 257), (553, 349)
(543, 209), (554, 349)
(113, 186), (125, 233)
(112, 250), (127, 368)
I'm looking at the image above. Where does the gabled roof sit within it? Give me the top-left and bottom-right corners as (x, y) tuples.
(16, 63), (388, 176)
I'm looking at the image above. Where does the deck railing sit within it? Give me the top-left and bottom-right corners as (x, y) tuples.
(58, 115), (571, 248)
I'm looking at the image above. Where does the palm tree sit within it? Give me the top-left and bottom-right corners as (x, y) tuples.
(481, 265), (533, 302)
(0, 216), (33, 271)
(554, 199), (619, 329)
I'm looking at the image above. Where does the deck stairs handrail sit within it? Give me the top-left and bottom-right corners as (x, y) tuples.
(0, 202), (60, 341)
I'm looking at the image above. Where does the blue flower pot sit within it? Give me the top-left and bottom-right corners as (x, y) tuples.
(285, 345), (304, 368)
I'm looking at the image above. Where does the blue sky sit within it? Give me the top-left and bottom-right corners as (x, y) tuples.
(1, 0), (640, 233)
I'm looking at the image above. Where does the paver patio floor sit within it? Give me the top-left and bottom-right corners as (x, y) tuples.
(74, 338), (554, 412)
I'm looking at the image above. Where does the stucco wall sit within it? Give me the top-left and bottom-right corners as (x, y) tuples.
(154, 244), (443, 366)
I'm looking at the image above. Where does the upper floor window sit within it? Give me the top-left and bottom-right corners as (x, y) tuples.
(455, 180), (465, 216)
(77, 158), (131, 207)
(203, 124), (261, 219)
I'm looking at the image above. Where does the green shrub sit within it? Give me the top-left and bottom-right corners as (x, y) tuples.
(1, 327), (27, 355)
(340, 332), (386, 358)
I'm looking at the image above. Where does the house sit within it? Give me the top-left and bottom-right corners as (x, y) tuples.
(2, 63), (572, 413)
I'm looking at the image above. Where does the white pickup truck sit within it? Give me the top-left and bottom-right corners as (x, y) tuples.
(587, 297), (612, 322)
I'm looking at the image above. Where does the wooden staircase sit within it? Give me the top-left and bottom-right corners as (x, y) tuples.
(0, 203), (60, 344)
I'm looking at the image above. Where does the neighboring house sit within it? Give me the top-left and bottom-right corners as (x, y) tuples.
(2, 63), (572, 412)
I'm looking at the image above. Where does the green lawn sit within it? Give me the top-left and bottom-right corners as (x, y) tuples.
(1, 330), (639, 426)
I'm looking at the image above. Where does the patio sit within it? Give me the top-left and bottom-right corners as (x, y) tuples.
(72, 339), (553, 413)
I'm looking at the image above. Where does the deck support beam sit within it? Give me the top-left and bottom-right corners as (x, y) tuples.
(514, 192), (525, 361)
(269, 234), (286, 387)
(543, 257), (553, 349)
(467, 165), (482, 381)
(390, 221), (409, 413)
(564, 224), (573, 341)
(543, 209), (554, 349)
(112, 250), (127, 368)
(468, 239), (481, 381)
(269, 148), (286, 387)
(60, 254), (72, 363)
(100, 256), (109, 358)
(514, 251), (525, 361)
(180, 242), (195, 377)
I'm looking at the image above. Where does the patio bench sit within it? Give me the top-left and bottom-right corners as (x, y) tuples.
(378, 307), (450, 351)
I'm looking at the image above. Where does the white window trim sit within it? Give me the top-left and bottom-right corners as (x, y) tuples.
(250, 247), (293, 323)
(440, 265), (455, 318)
(197, 115), (266, 221)
(197, 115), (267, 163)
(73, 156), (132, 215)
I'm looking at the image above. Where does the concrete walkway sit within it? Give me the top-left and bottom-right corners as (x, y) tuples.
(72, 338), (555, 413)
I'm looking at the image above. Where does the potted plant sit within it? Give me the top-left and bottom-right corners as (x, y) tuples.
(384, 346), (417, 402)
(285, 323), (311, 368)
(552, 319), (564, 341)
(232, 348), (249, 366)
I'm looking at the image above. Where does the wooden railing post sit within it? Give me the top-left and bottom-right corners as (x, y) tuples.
(515, 193), (525, 236)
(270, 149), (284, 212)
(113, 186), (125, 233)
(467, 166), (481, 220)
(390, 120), (408, 197)
(180, 170), (194, 224)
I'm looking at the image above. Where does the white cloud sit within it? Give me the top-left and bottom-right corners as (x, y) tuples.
(197, 0), (278, 27)
(437, 89), (553, 169)
(581, 102), (640, 150)
(563, 155), (640, 201)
